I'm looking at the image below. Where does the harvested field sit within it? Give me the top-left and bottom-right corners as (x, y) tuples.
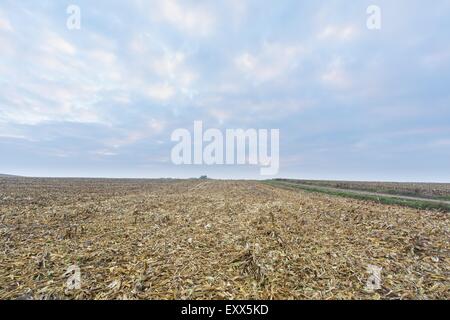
(0, 179), (449, 300)
(277, 179), (450, 201)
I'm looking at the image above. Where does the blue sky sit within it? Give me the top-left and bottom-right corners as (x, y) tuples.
(0, 0), (449, 181)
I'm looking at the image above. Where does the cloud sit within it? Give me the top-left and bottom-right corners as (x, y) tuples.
(41, 33), (77, 56)
(318, 25), (357, 41)
(127, 33), (199, 101)
(208, 108), (230, 125)
(0, 1), (449, 179)
(431, 139), (450, 147)
(0, 12), (13, 32)
(226, 0), (247, 27)
(422, 49), (450, 69)
(149, 49), (198, 91)
(0, 35), (14, 56)
(106, 118), (166, 149)
(93, 149), (118, 157)
(321, 57), (351, 89)
(150, 0), (215, 37)
(145, 83), (175, 101)
(234, 42), (304, 84)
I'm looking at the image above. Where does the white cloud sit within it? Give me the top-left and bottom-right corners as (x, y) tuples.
(89, 50), (117, 66)
(148, 118), (166, 133)
(227, 0), (247, 27)
(209, 108), (230, 125)
(41, 33), (77, 55)
(235, 42), (304, 83)
(151, 0), (215, 37)
(85, 50), (122, 82)
(151, 51), (185, 77)
(0, 19), (12, 32)
(198, 96), (314, 125)
(318, 25), (357, 41)
(321, 57), (351, 89)
(0, 35), (14, 56)
(235, 53), (257, 71)
(0, 12), (13, 32)
(106, 118), (166, 148)
(422, 49), (450, 68)
(94, 149), (118, 157)
(0, 133), (30, 140)
(127, 35), (199, 101)
(0, 89), (103, 125)
(145, 83), (175, 101)
(432, 139), (450, 147)
(149, 50), (197, 88)
(0, 24), (134, 126)
(0, 43), (121, 126)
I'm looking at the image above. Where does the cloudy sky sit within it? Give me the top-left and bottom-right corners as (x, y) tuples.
(0, 0), (449, 181)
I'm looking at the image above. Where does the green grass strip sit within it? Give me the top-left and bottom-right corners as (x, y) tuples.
(263, 180), (450, 212)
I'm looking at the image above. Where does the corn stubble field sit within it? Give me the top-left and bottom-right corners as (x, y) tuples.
(0, 178), (449, 300)
(277, 179), (450, 200)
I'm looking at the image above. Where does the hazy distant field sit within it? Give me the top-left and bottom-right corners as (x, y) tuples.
(0, 178), (448, 300)
(275, 179), (450, 201)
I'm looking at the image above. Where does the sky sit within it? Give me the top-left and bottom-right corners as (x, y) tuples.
(0, 0), (449, 181)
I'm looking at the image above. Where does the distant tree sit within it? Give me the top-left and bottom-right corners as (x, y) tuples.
(199, 175), (208, 180)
